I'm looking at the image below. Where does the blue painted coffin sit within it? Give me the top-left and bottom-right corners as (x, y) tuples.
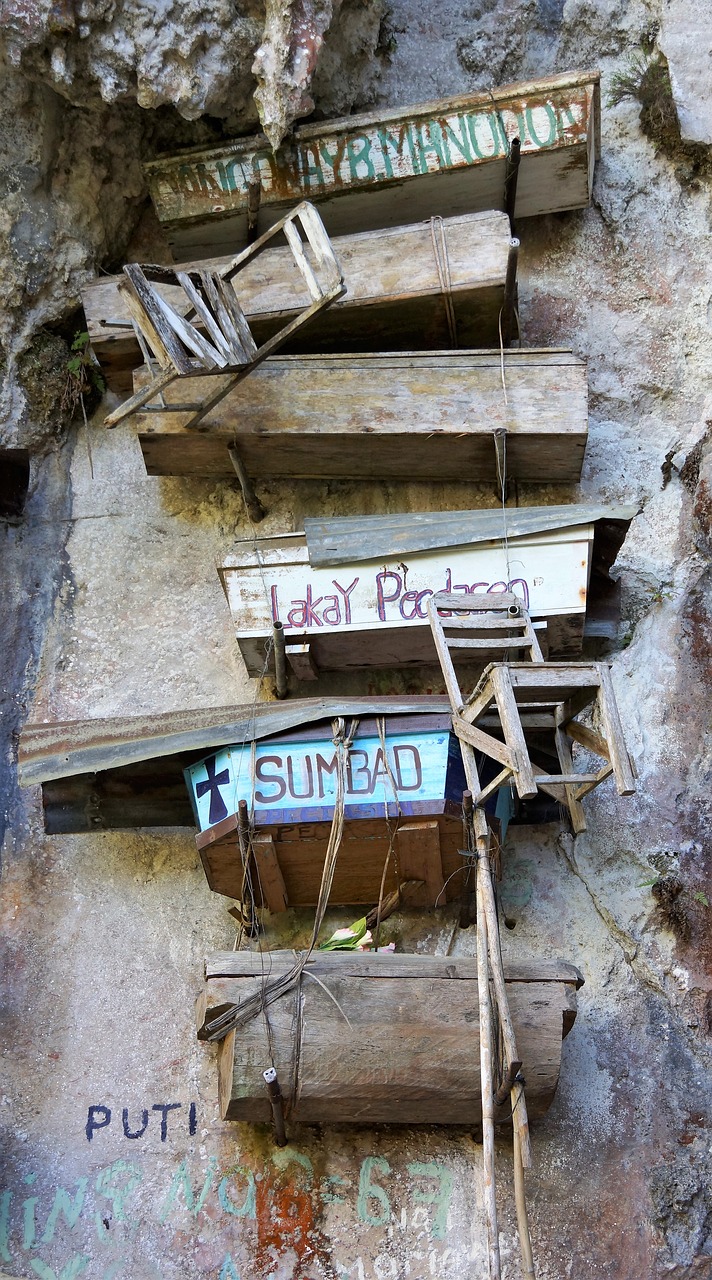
(186, 717), (466, 830)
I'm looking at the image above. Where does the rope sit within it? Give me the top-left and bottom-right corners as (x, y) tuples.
(372, 716), (403, 951)
(203, 717), (359, 1040)
(429, 216), (458, 346)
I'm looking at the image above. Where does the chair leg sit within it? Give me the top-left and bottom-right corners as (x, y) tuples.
(488, 666), (538, 800)
(596, 664), (636, 796)
(554, 724), (587, 834)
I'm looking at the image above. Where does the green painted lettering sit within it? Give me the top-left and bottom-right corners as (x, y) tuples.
(0, 1190), (11, 1262)
(321, 1174), (348, 1205)
(298, 142), (325, 190)
(357, 1156), (391, 1226)
(22, 1195), (38, 1250)
(94, 1161), (142, 1224)
(466, 110), (507, 160)
(416, 121), (448, 171)
(407, 1161), (453, 1239)
(376, 124), (413, 178)
(347, 135), (376, 183)
(30, 1256), (89, 1280)
(219, 1257), (241, 1280)
(440, 116), (473, 164)
(159, 1157), (217, 1223)
(525, 104), (557, 148)
(271, 1147), (314, 1186)
(218, 1167), (255, 1218)
(318, 139), (347, 186)
(40, 1181), (87, 1245)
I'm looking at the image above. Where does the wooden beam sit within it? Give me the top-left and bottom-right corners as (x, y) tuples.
(251, 833), (288, 913)
(395, 821), (446, 907)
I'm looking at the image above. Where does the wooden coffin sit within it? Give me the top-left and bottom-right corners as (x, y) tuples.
(145, 70), (600, 258)
(187, 714), (473, 907)
(201, 951), (583, 1125)
(136, 349), (587, 482)
(220, 521), (595, 679)
(83, 211), (513, 394)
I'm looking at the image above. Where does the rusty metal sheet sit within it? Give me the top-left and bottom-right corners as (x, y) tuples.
(18, 696), (451, 788)
(304, 504), (638, 566)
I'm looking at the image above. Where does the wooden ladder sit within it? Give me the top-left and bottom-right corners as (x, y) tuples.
(427, 591), (536, 1280)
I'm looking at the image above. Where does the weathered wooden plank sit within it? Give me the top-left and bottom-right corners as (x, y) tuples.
(204, 950), (585, 984)
(212, 969), (580, 1125)
(83, 211), (514, 393)
(144, 71), (600, 257)
(198, 812), (468, 906)
(395, 821), (446, 907)
(134, 348), (588, 482)
(221, 522), (595, 678)
(251, 833), (288, 913)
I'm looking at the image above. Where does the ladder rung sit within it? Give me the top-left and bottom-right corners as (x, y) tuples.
(534, 773), (600, 785)
(447, 637), (534, 650)
(441, 616), (530, 631)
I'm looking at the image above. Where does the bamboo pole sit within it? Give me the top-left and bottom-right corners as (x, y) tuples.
(513, 1121), (536, 1279)
(476, 840), (500, 1280)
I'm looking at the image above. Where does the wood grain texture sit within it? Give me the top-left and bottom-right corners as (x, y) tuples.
(133, 349), (587, 482)
(207, 956), (581, 1124)
(143, 72), (600, 256)
(83, 212), (514, 391)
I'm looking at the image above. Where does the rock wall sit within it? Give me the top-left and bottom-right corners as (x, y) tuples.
(1, 2), (712, 1278)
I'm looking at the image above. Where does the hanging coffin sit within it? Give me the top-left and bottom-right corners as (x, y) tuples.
(133, 348), (587, 484)
(186, 714), (478, 907)
(144, 70), (600, 258)
(199, 950), (584, 1125)
(220, 521), (595, 679)
(83, 210), (515, 395)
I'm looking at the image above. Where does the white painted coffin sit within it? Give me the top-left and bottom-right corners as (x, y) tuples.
(220, 524), (593, 675)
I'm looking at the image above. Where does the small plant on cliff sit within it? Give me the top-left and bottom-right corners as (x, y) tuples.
(62, 331), (105, 424)
(608, 52), (712, 183)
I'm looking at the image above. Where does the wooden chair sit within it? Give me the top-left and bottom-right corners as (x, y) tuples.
(428, 592), (636, 832)
(104, 202), (344, 430)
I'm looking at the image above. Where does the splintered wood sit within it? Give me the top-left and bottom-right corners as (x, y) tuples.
(197, 951), (582, 1125)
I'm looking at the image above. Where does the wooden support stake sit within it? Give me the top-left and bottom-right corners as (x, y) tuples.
(395, 821), (446, 907)
(273, 622), (287, 700)
(513, 1119), (536, 1280)
(251, 833), (288, 913)
(494, 1059), (522, 1107)
(263, 1067), (287, 1146)
(246, 180), (261, 244)
(504, 136), (522, 230)
(227, 445), (265, 523)
(285, 642), (319, 681)
(488, 666), (538, 800)
(554, 725), (587, 834)
(500, 236), (519, 346)
(459, 790), (475, 930)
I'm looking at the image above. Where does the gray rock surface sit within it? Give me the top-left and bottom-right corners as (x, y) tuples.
(660, 0), (712, 144)
(1, 2), (712, 1278)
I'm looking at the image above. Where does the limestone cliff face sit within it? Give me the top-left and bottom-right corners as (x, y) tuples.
(1, 3), (712, 1278)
